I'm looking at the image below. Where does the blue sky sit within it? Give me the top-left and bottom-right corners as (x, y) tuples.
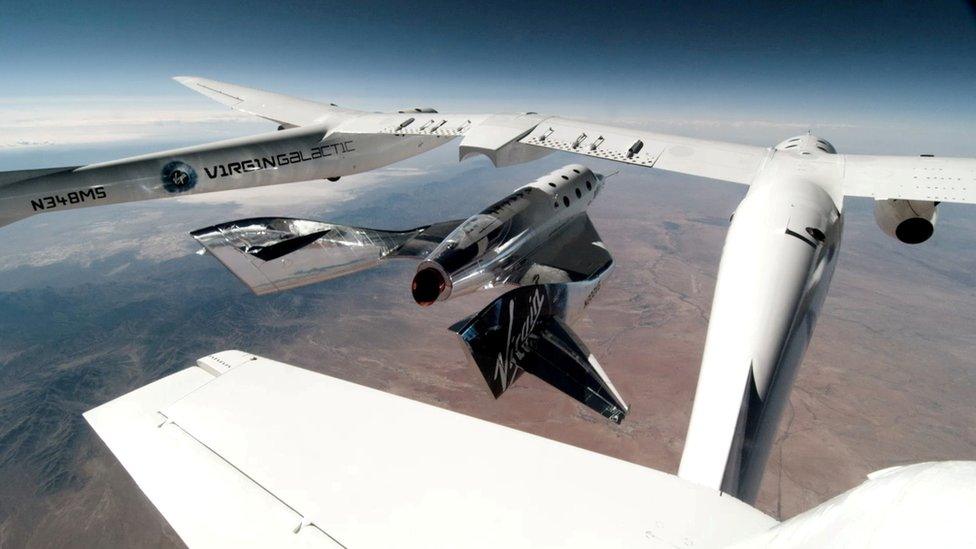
(1, 0), (974, 158)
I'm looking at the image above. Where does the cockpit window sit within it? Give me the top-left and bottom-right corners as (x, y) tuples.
(429, 213), (510, 273)
(442, 214), (504, 248)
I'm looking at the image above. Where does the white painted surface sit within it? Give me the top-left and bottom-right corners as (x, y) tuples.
(731, 462), (976, 548)
(86, 351), (775, 549)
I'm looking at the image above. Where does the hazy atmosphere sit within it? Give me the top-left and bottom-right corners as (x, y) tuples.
(2, 1), (975, 156)
(1, 1), (975, 547)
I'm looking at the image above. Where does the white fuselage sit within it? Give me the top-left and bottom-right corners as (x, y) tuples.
(678, 135), (846, 500)
(0, 113), (451, 228)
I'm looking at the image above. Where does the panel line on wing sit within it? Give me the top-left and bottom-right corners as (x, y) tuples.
(193, 82), (244, 102)
(162, 411), (349, 547)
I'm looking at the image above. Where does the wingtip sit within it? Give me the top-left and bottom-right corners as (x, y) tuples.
(172, 76), (198, 85)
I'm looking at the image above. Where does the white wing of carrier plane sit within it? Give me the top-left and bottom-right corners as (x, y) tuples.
(514, 117), (770, 184)
(505, 117), (976, 203)
(18, 76), (968, 233)
(173, 76), (349, 128)
(841, 153), (976, 203)
(164, 79), (976, 203)
(85, 351), (976, 548)
(84, 351), (774, 549)
(335, 113), (770, 181)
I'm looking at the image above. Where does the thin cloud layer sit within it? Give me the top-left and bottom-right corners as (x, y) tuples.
(0, 101), (268, 148)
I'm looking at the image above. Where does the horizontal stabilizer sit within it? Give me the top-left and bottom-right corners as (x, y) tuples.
(191, 217), (461, 295)
(452, 284), (628, 424)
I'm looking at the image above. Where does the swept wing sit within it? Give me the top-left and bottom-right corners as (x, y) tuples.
(191, 218), (464, 295)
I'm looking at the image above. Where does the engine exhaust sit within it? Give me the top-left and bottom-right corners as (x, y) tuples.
(411, 267), (447, 306)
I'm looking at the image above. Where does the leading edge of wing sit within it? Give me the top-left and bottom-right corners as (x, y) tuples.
(174, 75), (351, 128)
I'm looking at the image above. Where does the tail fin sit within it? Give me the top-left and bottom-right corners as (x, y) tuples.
(451, 284), (628, 424)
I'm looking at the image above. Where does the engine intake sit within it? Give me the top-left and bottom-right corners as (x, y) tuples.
(874, 199), (938, 244)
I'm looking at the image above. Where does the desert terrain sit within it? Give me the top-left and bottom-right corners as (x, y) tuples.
(1, 151), (975, 546)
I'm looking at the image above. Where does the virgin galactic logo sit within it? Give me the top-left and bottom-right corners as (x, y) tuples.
(161, 161), (198, 193)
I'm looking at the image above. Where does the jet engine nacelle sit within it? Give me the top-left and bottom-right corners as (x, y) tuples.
(412, 212), (512, 305)
(873, 199), (938, 244)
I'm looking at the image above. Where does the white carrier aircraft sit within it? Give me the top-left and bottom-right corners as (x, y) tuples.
(5, 78), (975, 507)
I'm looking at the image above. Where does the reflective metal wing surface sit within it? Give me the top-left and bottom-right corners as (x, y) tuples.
(191, 218), (462, 295)
(516, 213), (613, 286)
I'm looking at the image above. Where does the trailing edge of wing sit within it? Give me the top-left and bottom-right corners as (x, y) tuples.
(174, 76), (349, 128)
(518, 117), (769, 185)
(332, 111), (770, 180)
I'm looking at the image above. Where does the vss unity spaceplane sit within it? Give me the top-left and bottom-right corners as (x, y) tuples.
(190, 164), (629, 423)
(4, 77), (975, 514)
